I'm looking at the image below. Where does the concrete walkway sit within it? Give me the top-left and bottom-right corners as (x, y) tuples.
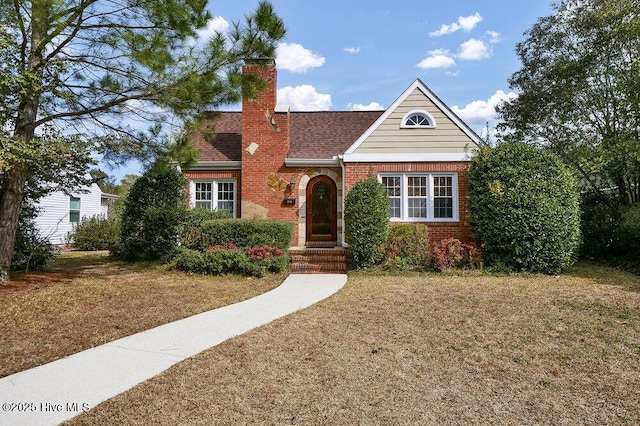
(0, 274), (347, 426)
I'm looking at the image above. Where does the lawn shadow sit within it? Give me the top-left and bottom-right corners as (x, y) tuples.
(565, 262), (640, 294)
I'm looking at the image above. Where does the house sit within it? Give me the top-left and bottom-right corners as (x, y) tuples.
(185, 59), (482, 271)
(33, 183), (118, 245)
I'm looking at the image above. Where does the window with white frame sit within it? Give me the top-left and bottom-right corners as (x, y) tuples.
(191, 180), (236, 217)
(379, 173), (457, 221)
(400, 109), (436, 128)
(69, 196), (81, 223)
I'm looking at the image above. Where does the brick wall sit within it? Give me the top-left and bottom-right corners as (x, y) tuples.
(240, 59), (300, 243)
(344, 161), (473, 242)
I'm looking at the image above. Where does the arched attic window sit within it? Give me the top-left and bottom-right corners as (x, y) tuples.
(400, 110), (436, 128)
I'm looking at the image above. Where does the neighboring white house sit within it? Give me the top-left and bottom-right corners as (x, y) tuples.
(33, 183), (118, 245)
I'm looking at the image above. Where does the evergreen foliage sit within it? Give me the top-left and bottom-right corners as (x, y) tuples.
(117, 167), (186, 261)
(468, 143), (581, 274)
(69, 216), (121, 252)
(344, 175), (390, 268)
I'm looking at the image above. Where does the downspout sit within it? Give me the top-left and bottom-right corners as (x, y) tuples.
(338, 155), (348, 248)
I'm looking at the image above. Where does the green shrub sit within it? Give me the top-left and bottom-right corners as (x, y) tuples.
(143, 207), (186, 260)
(468, 143), (581, 274)
(69, 216), (121, 251)
(171, 245), (288, 277)
(197, 219), (293, 251)
(384, 224), (429, 268)
(117, 168), (186, 261)
(179, 208), (231, 249)
(619, 203), (640, 258)
(12, 220), (56, 272)
(579, 191), (622, 258)
(12, 204), (57, 272)
(344, 175), (390, 268)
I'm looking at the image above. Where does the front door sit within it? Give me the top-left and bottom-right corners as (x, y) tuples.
(306, 176), (337, 244)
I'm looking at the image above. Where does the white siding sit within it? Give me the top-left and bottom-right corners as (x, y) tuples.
(33, 183), (103, 245)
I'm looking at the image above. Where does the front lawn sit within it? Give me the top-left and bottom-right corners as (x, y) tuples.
(68, 263), (640, 425)
(0, 251), (284, 378)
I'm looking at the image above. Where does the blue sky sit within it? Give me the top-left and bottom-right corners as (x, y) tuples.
(110, 0), (556, 179)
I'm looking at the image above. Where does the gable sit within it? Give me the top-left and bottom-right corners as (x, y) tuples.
(344, 80), (482, 161)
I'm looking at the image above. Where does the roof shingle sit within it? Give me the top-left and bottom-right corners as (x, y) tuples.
(191, 110), (383, 162)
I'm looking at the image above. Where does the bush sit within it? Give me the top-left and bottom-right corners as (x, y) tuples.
(579, 191), (622, 258)
(468, 143), (581, 274)
(171, 245), (288, 277)
(431, 238), (482, 271)
(69, 216), (121, 251)
(143, 207), (186, 260)
(197, 219), (293, 251)
(384, 224), (429, 268)
(12, 204), (57, 272)
(619, 203), (640, 258)
(117, 168), (186, 261)
(179, 208), (231, 249)
(344, 175), (390, 268)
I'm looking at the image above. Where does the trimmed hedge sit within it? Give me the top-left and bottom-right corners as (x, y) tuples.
(344, 175), (390, 268)
(172, 246), (288, 277)
(194, 219), (293, 251)
(178, 208), (231, 249)
(468, 143), (581, 274)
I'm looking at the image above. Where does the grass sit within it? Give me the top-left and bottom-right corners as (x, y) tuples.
(0, 251), (284, 378)
(64, 263), (640, 425)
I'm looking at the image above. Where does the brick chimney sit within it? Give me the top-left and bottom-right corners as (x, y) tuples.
(240, 58), (290, 219)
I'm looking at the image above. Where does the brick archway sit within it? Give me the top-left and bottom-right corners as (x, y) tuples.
(297, 169), (342, 247)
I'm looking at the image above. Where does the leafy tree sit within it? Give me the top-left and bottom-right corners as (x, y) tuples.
(0, 0), (286, 282)
(468, 143), (581, 274)
(344, 175), (390, 268)
(497, 0), (640, 206)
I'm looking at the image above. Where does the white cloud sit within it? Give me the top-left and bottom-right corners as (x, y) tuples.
(456, 38), (491, 60)
(486, 31), (502, 44)
(344, 47), (360, 54)
(416, 49), (456, 69)
(276, 43), (325, 73)
(348, 101), (384, 111)
(430, 13), (483, 37)
(196, 16), (230, 40)
(451, 90), (518, 136)
(277, 85), (332, 111)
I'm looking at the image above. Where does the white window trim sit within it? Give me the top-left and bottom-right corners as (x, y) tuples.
(189, 179), (237, 218)
(400, 109), (437, 129)
(69, 196), (81, 223)
(378, 173), (458, 222)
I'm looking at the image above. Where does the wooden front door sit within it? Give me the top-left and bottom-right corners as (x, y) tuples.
(306, 176), (337, 243)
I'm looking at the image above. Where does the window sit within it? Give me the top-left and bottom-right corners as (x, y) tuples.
(191, 180), (236, 217)
(401, 110), (436, 128)
(69, 197), (81, 223)
(381, 176), (401, 219)
(378, 173), (457, 221)
(194, 182), (212, 209)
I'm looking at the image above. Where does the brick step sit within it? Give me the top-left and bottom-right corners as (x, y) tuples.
(288, 247), (349, 274)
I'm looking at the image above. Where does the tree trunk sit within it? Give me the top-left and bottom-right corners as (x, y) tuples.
(0, 164), (28, 283)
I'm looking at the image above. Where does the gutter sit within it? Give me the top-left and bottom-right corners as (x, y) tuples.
(338, 155), (349, 248)
(184, 161), (242, 171)
(284, 157), (340, 167)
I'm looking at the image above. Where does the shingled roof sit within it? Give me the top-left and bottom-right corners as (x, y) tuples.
(191, 110), (383, 162)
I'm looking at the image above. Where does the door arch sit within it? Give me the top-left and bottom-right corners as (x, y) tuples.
(306, 175), (337, 244)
